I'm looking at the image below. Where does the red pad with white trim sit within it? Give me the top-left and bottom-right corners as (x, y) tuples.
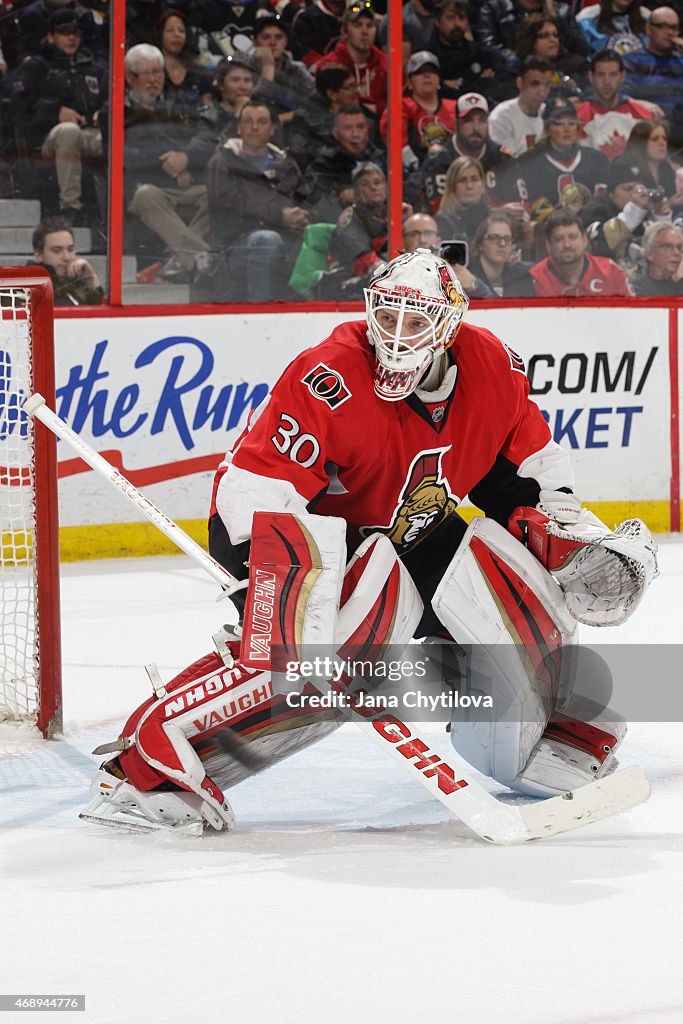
(508, 505), (587, 572)
(240, 511), (347, 672)
(90, 522), (423, 833)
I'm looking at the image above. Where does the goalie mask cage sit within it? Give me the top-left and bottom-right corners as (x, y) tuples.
(0, 268), (62, 737)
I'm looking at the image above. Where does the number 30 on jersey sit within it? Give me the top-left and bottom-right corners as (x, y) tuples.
(271, 413), (321, 468)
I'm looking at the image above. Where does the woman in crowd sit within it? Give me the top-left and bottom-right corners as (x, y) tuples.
(515, 98), (608, 221)
(576, 0), (647, 55)
(516, 14), (589, 92)
(158, 8), (212, 108)
(468, 212), (535, 296)
(623, 120), (680, 199)
(436, 157), (491, 245)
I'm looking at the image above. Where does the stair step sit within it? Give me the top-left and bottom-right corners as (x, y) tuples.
(0, 199), (42, 227)
(79, 254), (137, 283)
(122, 283), (190, 304)
(0, 226), (91, 254)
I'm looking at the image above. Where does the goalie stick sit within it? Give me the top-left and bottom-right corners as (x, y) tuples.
(25, 393), (651, 844)
(23, 394), (242, 596)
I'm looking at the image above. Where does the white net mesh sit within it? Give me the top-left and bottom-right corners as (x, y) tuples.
(0, 287), (39, 723)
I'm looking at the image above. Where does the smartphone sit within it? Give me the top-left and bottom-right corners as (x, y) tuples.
(439, 239), (469, 267)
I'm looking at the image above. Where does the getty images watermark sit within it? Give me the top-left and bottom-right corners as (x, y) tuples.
(267, 642), (683, 723)
(281, 653), (494, 714)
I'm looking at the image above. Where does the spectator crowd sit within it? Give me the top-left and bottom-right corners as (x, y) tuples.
(2, 0), (683, 302)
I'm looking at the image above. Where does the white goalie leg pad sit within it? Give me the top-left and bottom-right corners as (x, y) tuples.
(433, 517), (578, 789)
(513, 698), (628, 798)
(337, 533), (423, 649)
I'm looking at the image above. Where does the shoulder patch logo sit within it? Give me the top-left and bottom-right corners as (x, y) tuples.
(301, 363), (352, 409)
(501, 341), (526, 375)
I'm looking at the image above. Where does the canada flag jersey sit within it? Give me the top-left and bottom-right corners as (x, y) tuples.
(212, 320), (562, 557)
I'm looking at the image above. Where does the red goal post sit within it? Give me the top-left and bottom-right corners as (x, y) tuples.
(0, 267), (62, 737)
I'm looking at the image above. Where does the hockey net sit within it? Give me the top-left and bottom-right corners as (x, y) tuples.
(0, 268), (61, 737)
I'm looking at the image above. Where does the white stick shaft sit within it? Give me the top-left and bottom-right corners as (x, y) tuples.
(25, 393), (238, 591)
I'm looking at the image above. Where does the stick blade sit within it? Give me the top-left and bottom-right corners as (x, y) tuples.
(518, 764), (651, 842)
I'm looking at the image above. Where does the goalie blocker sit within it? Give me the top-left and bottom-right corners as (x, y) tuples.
(82, 506), (650, 834)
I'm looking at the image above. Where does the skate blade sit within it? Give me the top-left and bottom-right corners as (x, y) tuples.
(78, 810), (204, 837)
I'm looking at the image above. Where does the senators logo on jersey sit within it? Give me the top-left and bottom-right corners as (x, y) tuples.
(363, 448), (460, 551)
(301, 364), (352, 409)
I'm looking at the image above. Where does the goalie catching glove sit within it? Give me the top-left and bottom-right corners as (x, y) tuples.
(509, 490), (658, 627)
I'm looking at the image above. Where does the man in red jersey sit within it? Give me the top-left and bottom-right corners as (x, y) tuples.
(80, 249), (656, 835)
(531, 209), (634, 296)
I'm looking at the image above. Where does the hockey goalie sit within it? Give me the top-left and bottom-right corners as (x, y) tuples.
(81, 250), (658, 836)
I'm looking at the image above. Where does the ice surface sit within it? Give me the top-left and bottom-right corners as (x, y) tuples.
(1, 541), (682, 1024)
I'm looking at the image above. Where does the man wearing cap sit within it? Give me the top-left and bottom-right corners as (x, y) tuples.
(378, 52), (456, 170)
(420, 90), (519, 212)
(316, 0), (388, 117)
(515, 97), (608, 220)
(8, 8), (105, 219)
(426, 0), (496, 100)
(245, 12), (315, 121)
(531, 208), (633, 296)
(488, 55), (552, 157)
(581, 155), (672, 263)
(576, 49), (655, 158)
(15, 0), (100, 65)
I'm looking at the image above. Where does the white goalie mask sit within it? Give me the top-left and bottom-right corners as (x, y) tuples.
(364, 249), (469, 402)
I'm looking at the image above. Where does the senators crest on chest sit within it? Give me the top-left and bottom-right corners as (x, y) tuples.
(361, 448), (461, 552)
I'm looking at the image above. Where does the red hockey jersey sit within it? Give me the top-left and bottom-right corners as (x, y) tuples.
(531, 254), (634, 297)
(212, 320), (571, 557)
(379, 97), (457, 152)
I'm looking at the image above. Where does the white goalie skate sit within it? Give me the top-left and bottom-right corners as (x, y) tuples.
(79, 770), (235, 837)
